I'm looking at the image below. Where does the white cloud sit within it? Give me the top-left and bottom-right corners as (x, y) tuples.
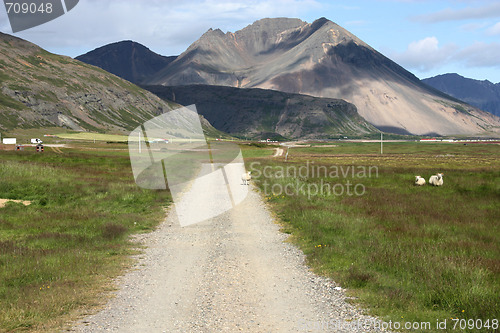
(460, 22), (488, 32)
(486, 21), (500, 35)
(391, 37), (458, 71)
(454, 41), (500, 68)
(412, 2), (500, 23)
(0, 0), (322, 57)
(392, 36), (500, 75)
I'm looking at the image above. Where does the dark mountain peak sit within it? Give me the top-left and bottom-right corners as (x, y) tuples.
(80, 40), (133, 53)
(77, 40), (161, 60)
(423, 73), (500, 117)
(111, 40), (136, 45)
(425, 73), (492, 87)
(76, 41), (176, 84)
(315, 16), (329, 23)
(431, 73), (493, 85)
(436, 73), (463, 79)
(309, 16), (334, 32)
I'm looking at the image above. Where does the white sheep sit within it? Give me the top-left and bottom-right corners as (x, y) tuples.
(414, 176), (426, 186)
(429, 173), (444, 186)
(241, 171), (251, 185)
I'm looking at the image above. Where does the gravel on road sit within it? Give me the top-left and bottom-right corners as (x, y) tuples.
(71, 186), (387, 332)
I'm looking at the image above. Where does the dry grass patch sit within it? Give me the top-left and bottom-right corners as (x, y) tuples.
(0, 199), (31, 208)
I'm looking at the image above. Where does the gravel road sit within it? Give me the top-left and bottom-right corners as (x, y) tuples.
(71, 184), (387, 332)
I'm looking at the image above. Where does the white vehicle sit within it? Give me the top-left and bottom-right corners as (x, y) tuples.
(31, 138), (43, 144)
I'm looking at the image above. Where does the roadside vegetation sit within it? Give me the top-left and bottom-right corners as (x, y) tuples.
(247, 141), (499, 332)
(0, 144), (170, 332)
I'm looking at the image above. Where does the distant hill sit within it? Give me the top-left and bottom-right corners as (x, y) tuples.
(0, 32), (196, 133)
(143, 85), (377, 139)
(76, 41), (176, 84)
(145, 17), (500, 136)
(423, 73), (500, 118)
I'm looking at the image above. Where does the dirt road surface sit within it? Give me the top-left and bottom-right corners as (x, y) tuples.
(72, 185), (385, 332)
(273, 148), (284, 157)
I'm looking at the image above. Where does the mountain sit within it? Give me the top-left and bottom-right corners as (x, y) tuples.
(143, 85), (377, 139)
(147, 17), (500, 136)
(0, 32), (179, 132)
(423, 74), (500, 118)
(76, 41), (176, 84)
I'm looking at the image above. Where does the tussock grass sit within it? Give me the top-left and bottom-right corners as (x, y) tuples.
(250, 142), (500, 332)
(0, 148), (170, 332)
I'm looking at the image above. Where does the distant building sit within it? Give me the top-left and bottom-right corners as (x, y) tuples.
(2, 138), (16, 145)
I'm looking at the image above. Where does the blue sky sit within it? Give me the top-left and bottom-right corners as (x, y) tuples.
(1, 0), (499, 82)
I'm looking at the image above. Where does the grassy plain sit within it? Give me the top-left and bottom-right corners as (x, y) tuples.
(0, 144), (170, 332)
(248, 141), (500, 332)
(0, 139), (497, 332)
(54, 132), (130, 142)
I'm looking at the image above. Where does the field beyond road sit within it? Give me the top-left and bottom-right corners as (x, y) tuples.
(0, 140), (498, 332)
(247, 141), (500, 332)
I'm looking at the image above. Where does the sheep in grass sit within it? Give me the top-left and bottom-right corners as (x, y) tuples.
(429, 173), (444, 186)
(241, 171), (251, 185)
(414, 176), (426, 186)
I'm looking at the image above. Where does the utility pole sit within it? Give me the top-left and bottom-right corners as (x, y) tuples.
(380, 132), (383, 154)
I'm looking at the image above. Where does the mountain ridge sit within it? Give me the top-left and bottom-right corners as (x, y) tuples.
(0, 32), (175, 132)
(423, 73), (500, 118)
(143, 84), (377, 139)
(145, 17), (500, 136)
(76, 41), (177, 84)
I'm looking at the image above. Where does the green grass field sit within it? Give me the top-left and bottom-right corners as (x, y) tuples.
(55, 132), (130, 142)
(0, 139), (498, 332)
(56, 132), (237, 143)
(248, 141), (499, 332)
(0, 144), (170, 332)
